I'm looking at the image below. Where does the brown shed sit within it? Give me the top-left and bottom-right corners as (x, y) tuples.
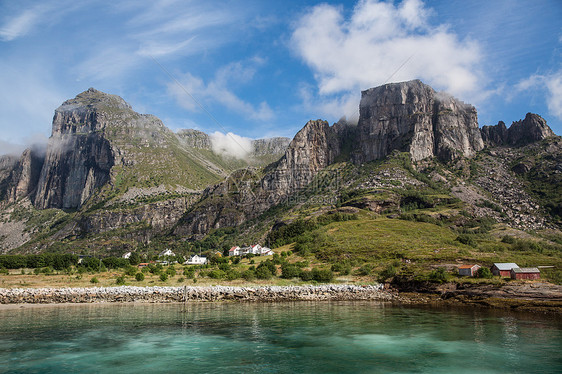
(510, 267), (540, 280)
(458, 264), (480, 277)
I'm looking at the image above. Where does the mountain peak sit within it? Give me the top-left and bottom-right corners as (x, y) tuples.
(57, 88), (132, 113)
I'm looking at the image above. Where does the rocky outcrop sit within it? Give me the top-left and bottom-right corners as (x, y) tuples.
(0, 149), (44, 205)
(262, 120), (341, 194)
(251, 137), (291, 157)
(481, 121), (508, 145)
(177, 129), (212, 149)
(354, 80), (483, 163)
(481, 113), (555, 147)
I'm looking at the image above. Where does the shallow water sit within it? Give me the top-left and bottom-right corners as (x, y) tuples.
(0, 302), (560, 373)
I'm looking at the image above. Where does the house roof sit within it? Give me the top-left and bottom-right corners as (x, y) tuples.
(458, 265), (479, 269)
(511, 267), (540, 273)
(492, 263), (519, 270)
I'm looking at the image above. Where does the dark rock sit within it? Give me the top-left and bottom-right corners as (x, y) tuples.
(481, 113), (555, 147)
(354, 80), (483, 163)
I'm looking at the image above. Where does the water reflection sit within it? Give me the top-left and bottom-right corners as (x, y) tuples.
(0, 302), (561, 374)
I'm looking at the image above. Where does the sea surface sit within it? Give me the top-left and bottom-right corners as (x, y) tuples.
(0, 301), (560, 373)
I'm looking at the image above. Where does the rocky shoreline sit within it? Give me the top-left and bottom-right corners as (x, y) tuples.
(0, 284), (392, 304)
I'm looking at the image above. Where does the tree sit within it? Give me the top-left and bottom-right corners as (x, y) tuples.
(128, 252), (141, 266)
(281, 264), (301, 279)
(255, 266), (272, 280)
(135, 272), (145, 281)
(476, 267), (493, 279)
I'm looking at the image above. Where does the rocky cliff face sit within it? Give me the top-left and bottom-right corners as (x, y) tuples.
(481, 113), (555, 147)
(251, 137), (291, 157)
(354, 80), (484, 163)
(177, 129), (212, 149)
(0, 149), (44, 206)
(34, 89), (118, 209)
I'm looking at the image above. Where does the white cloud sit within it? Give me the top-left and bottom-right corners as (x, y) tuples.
(168, 60), (274, 122)
(209, 131), (253, 159)
(0, 5), (44, 41)
(516, 70), (562, 120)
(545, 73), (562, 119)
(291, 0), (484, 118)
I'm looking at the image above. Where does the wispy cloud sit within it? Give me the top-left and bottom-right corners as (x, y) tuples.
(0, 5), (45, 41)
(291, 0), (485, 118)
(168, 59), (274, 122)
(516, 69), (562, 120)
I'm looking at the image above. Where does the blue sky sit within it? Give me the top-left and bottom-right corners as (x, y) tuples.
(1, 0), (561, 155)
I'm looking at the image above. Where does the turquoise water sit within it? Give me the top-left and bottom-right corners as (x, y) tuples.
(0, 302), (560, 373)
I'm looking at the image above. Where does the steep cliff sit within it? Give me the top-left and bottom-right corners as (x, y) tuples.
(251, 137), (291, 157)
(481, 113), (555, 147)
(354, 80), (483, 163)
(0, 149), (44, 206)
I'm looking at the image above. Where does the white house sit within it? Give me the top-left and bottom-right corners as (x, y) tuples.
(261, 247), (274, 256)
(122, 252), (132, 259)
(249, 244), (262, 255)
(159, 249), (175, 258)
(228, 246), (241, 256)
(240, 246), (251, 256)
(185, 255), (208, 265)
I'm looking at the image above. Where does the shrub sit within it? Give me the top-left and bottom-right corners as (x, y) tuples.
(257, 260), (276, 276)
(281, 264), (301, 279)
(300, 270), (313, 281)
(476, 267), (493, 279)
(354, 264), (373, 276)
(177, 277), (185, 283)
(135, 272), (145, 281)
(124, 266), (137, 276)
(226, 270), (241, 281)
(501, 235), (516, 244)
(378, 264), (399, 282)
(218, 263), (231, 272)
(159, 273), (168, 282)
(183, 267), (195, 278)
(331, 262), (351, 275)
(242, 269), (255, 281)
(166, 267), (177, 277)
(208, 269), (226, 279)
(428, 268), (448, 283)
(255, 266), (272, 280)
(312, 268), (333, 282)
(115, 276), (126, 285)
(90, 277), (99, 284)
(456, 234), (477, 247)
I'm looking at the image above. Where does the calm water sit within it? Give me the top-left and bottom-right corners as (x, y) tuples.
(0, 301), (560, 373)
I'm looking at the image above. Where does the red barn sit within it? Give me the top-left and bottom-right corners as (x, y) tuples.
(491, 263), (519, 277)
(510, 267), (540, 280)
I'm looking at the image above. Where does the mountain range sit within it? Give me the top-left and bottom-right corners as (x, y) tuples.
(0, 80), (560, 257)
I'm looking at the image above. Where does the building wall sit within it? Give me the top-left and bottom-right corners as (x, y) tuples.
(512, 273), (540, 280)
